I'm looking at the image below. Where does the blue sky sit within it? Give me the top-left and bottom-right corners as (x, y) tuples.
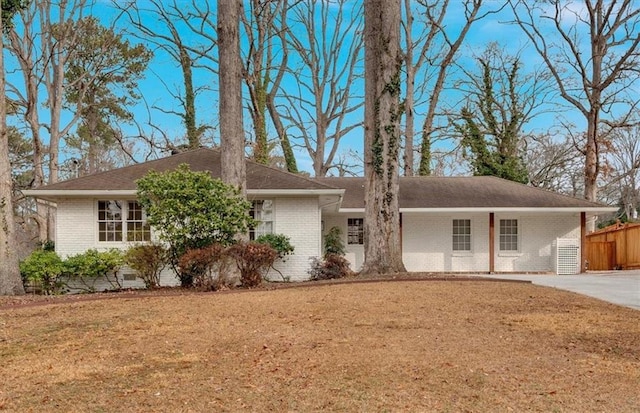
(5, 1), (607, 176)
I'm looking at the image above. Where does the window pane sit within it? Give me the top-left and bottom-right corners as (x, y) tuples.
(98, 201), (123, 242)
(452, 219), (471, 251)
(126, 201), (151, 242)
(250, 200), (273, 241)
(499, 219), (518, 251)
(347, 218), (364, 245)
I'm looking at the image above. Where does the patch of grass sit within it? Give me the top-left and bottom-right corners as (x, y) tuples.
(1, 281), (639, 412)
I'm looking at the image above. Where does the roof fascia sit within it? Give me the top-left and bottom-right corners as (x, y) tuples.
(338, 207), (618, 214)
(23, 188), (345, 199)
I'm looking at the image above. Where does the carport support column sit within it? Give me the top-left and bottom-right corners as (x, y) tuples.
(489, 213), (495, 273)
(581, 212), (586, 273)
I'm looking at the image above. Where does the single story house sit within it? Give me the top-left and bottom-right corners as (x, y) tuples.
(24, 148), (616, 287)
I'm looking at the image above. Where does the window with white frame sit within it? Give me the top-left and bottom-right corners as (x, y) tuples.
(499, 219), (518, 251)
(98, 200), (150, 242)
(347, 218), (364, 245)
(126, 201), (151, 241)
(452, 219), (471, 251)
(249, 200), (273, 240)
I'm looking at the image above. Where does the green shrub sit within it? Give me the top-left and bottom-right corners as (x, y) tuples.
(256, 233), (294, 260)
(124, 244), (168, 289)
(226, 242), (278, 288)
(324, 226), (346, 256)
(19, 250), (65, 295)
(308, 253), (352, 281)
(177, 244), (230, 290)
(256, 233), (294, 282)
(136, 164), (255, 282)
(64, 249), (125, 292)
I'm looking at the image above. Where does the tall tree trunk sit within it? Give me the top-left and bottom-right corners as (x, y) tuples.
(267, 98), (298, 173)
(218, 0), (246, 196)
(402, 0), (414, 176)
(0, 13), (25, 295)
(361, 0), (406, 276)
(180, 44), (198, 149)
(8, 23), (48, 242)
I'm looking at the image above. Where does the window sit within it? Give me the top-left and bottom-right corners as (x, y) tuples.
(126, 201), (151, 241)
(347, 218), (364, 245)
(98, 200), (123, 241)
(98, 200), (150, 242)
(452, 219), (471, 251)
(499, 219), (518, 251)
(250, 200), (273, 240)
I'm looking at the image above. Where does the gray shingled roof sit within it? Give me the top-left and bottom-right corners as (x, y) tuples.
(315, 176), (611, 209)
(27, 148), (613, 211)
(33, 148), (337, 192)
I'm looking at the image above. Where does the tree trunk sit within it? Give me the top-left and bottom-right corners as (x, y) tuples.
(180, 44), (198, 149)
(402, 0), (414, 176)
(361, 0), (406, 276)
(218, 0), (246, 196)
(0, 13), (25, 295)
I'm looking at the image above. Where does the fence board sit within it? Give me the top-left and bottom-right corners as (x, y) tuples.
(586, 222), (640, 270)
(586, 241), (615, 271)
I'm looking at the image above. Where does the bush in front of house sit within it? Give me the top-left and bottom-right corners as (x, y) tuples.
(256, 233), (294, 260)
(124, 244), (168, 289)
(177, 244), (232, 291)
(226, 242), (278, 288)
(308, 226), (352, 281)
(63, 249), (125, 292)
(19, 250), (65, 295)
(256, 233), (294, 282)
(323, 226), (346, 256)
(308, 253), (352, 281)
(136, 164), (255, 287)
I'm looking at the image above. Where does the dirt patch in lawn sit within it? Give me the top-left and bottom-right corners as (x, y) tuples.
(1, 280), (639, 412)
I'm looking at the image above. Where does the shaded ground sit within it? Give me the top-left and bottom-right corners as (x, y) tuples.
(1, 280), (639, 412)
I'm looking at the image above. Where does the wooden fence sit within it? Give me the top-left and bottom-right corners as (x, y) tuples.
(585, 222), (640, 270)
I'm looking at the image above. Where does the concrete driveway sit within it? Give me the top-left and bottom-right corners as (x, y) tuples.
(482, 270), (640, 311)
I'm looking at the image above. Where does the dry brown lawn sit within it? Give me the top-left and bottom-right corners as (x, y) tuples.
(1, 279), (639, 412)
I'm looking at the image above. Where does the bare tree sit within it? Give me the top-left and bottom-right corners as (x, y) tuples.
(361, 0), (406, 275)
(401, 0), (503, 176)
(240, 0), (293, 168)
(7, 0), (91, 240)
(454, 44), (554, 183)
(510, 0), (640, 203)
(1, 1), (25, 295)
(282, 0), (364, 176)
(600, 124), (640, 220)
(114, 0), (217, 149)
(524, 133), (584, 196)
(218, 0), (246, 196)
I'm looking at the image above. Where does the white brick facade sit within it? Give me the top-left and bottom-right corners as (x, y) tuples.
(55, 196), (323, 287)
(493, 214), (580, 272)
(269, 197), (322, 281)
(328, 212), (581, 274)
(55, 198), (583, 286)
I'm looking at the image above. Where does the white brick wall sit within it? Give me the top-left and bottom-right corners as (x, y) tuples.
(326, 211), (580, 274)
(56, 199), (97, 257)
(270, 197), (322, 281)
(55, 197), (582, 286)
(494, 214), (580, 272)
(55, 196), (324, 286)
(402, 213), (490, 272)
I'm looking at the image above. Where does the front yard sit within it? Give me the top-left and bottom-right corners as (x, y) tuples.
(1, 280), (639, 412)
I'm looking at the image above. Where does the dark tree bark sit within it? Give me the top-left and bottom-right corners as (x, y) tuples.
(361, 0), (406, 275)
(0, 5), (25, 295)
(218, 0), (246, 196)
